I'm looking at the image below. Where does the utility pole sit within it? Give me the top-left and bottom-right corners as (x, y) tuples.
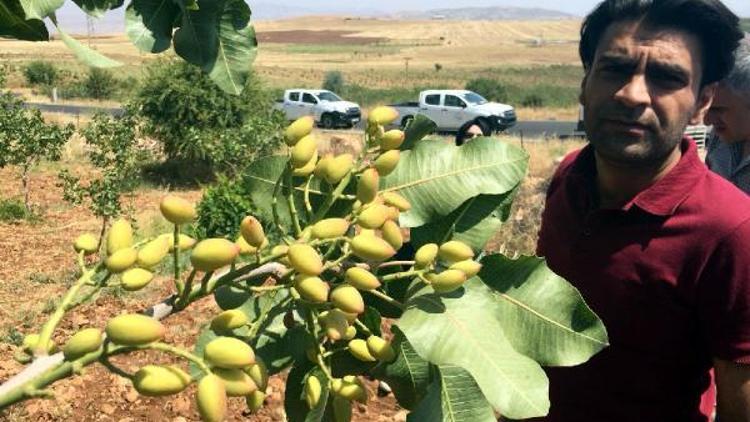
(86, 15), (95, 47)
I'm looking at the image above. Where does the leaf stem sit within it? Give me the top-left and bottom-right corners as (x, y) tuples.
(147, 342), (211, 375)
(367, 289), (405, 310)
(285, 166), (303, 237)
(173, 224), (182, 294)
(311, 172), (353, 223)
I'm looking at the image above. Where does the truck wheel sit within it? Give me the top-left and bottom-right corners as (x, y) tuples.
(320, 114), (335, 129)
(400, 116), (414, 130)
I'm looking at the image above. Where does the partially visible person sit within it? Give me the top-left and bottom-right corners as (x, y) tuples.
(534, 0), (749, 421)
(705, 39), (750, 193)
(455, 119), (491, 145)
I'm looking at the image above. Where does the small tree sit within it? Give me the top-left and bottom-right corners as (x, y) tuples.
(22, 61), (57, 86)
(322, 70), (345, 93)
(132, 60), (284, 175)
(58, 111), (144, 247)
(83, 67), (117, 100)
(0, 93), (74, 212)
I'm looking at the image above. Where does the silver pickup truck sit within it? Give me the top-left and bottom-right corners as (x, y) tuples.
(390, 89), (516, 132)
(274, 89), (361, 129)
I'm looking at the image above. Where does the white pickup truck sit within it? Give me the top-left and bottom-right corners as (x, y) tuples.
(274, 89), (361, 129)
(390, 90), (516, 132)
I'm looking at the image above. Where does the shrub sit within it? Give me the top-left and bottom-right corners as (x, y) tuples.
(0, 198), (32, 222)
(521, 93), (545, 108)
(194, 176), (257, 239)
(83, 68), (117, 99)
(132, 60), (284, 174)
(322, 70), (344, 93)
(465, 78), (508, 103)
(22, 61), (57, 86)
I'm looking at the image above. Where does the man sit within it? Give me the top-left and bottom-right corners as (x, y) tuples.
(705, 40), (750, 193)
(535, 1), (749, 421)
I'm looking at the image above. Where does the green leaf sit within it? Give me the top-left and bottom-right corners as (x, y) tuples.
(373, 327), (431, 410)
(478, 255), (609, 366)
(72, 0), (123, 18)
(381, 137), (528, 228)
(19, 0), (64, 20)
(401, 114), (436, 151)
(285, 365), (331, 422)
(56, 25), (123, 68)
(173, 0), (258, 95)
(237, 289), (296, 375)
(408, 365), (496, 422)
(359, 306), (382, 337)
(213, 284), (251, 310)
(397, 278), (549, 419)
(125, 0), (179, 53)
(410, 189), (518, 253)
(0, 0), (48, 41)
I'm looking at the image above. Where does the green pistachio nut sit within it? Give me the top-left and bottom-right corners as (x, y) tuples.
(121, 268), (154, 291)
(294, 275), (330, 303)
(438, 240), (475, 263)
(312, 218), (350, 239)
(137, 237), (170, 269)
(356, 168), (380, 204)
(381, 220), (403, 250)
(415, 243), (439, 268)
(244, 357), (269, 391)
(324, 154), (354, 184)
(106, 314), (165, 346)
(288, 244), (324, 276)
(63, 328), (103, 360)
(305, 374), (322, 409)
(204, 336), (255, 369)
(351, 234), (396, 261)
(348, 339), (376, 362)
(357, 204), (390, 229)
(449, 260), (483, 278)
(366, 335), (396, 362)
(133, 365), (191, 396)
(330, 284), (365, 314)
(344, 267), (381, 290)
(159, 195), (197, 225)
(291, 135), (318, 168)
(213, 368), (257, 397)
(285, 116), (315, 146)
(73, 233), (98, 255)
(380, 129), (405, 151)
(190, 238), (240, 272)
(240, 215), (266, 248)
(105, 247), (138, 274)
(210, 309), (248, 332)
(106, 218), (133, 255)
(245, 390), (266, 413)
(382, 191), (411, 212)
(197, 374), (227, 422)
(374, 150), (400, 177)
(368, 106), (399, 126)
(431, 269), (468, 293)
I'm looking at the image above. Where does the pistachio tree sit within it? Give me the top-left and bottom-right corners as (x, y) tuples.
(0, 112), (609, 420)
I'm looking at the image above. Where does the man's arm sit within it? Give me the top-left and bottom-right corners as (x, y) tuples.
(714, 358), (750, 421)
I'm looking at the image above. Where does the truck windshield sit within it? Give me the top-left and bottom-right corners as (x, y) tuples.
(317, 92), (342, 102)
(462, 92), (488, 105)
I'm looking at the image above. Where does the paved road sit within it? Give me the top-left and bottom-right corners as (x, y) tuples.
(24, 102), (583, 139)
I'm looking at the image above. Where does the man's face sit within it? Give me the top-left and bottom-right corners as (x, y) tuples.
(581, 20), (713, 166)
(704, 84), (750, 143)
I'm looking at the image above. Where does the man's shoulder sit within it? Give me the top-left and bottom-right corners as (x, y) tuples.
(687, 170), (750, 234)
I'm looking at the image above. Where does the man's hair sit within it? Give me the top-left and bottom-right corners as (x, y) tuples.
(723, 36), (750, 95)
(579, 0), (744, 86)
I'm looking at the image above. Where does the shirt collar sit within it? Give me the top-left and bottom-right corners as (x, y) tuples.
(569, 137), (706, 216)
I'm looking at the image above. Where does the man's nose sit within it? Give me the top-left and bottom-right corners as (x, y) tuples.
(613, 74), (650, 108)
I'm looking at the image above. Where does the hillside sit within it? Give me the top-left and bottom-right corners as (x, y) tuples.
(390, 7), (575, 21)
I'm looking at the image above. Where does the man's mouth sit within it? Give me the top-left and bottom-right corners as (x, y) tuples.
(602, 118), (650, 135)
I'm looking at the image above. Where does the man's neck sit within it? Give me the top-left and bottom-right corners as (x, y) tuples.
(594, 147), (682, 209)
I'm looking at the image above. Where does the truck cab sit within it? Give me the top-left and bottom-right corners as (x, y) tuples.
(275, 89), (361, 129)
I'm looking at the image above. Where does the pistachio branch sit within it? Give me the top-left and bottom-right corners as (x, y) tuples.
(285, 166), (303, 237)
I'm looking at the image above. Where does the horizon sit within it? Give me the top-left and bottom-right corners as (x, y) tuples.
(52, 1), (750, 34)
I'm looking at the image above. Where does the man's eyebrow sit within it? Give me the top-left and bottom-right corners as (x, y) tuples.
(597, 53), (637, 67)
(646, 61), (690, 81)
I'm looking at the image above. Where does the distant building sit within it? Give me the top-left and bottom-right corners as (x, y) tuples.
(431, 14), (446, 20)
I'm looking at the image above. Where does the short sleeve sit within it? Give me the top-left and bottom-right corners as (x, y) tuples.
(697, 218), (750, 363)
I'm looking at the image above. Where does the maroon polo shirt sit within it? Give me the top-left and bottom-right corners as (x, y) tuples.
(535, 138), (750, 421)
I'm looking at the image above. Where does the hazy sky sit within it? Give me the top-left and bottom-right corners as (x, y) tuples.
(57, 0), (750, 18)
(267, 0), (750, 16)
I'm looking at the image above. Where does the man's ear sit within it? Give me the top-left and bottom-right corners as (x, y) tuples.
(579, 72), (589, 106)
(691, 82), (716, 125)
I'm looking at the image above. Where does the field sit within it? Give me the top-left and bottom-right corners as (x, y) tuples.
(0, 16), (583, 120)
